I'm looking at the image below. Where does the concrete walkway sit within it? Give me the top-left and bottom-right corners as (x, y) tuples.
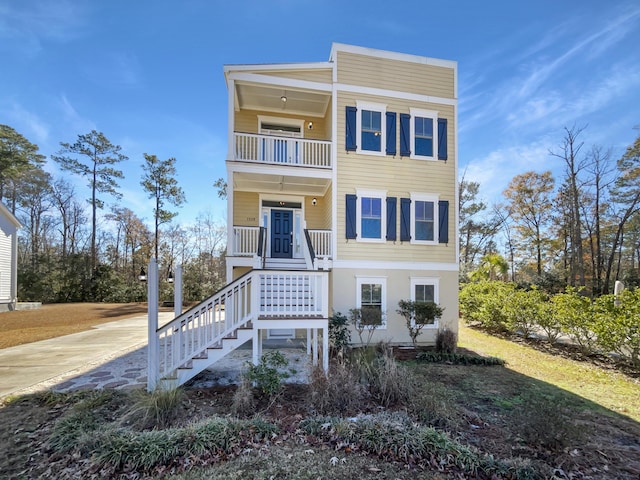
(0, 312), (312, 399)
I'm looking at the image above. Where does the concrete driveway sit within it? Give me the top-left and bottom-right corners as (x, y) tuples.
(0, 312), (173, 398)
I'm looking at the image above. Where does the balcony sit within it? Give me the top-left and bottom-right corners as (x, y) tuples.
(233, 132), (331, 169)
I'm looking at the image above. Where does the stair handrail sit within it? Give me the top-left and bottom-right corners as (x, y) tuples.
(303, 229), (316, 270)
(154, 269), (255, 381)
(257, 226), (267, 269)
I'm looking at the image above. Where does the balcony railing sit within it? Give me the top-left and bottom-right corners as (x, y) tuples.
(233, 226), (260, 256)
(307, 229), (332, 258)
(234, 132), (331, 168)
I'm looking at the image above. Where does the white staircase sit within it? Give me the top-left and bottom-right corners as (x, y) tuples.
(148, 269), (329, 390)
(264, 257), (307, 270)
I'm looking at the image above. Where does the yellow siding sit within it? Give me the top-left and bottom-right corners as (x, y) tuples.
(233, 191), (259, 226)
(304, 191), (331, 230)
(234, 109), (330, 141)
(334, 92), (456, 264)
(259, 69), (332, 84)
(336, 52), (455, 99)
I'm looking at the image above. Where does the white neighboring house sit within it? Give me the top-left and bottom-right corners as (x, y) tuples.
(0, 202), (21, 312)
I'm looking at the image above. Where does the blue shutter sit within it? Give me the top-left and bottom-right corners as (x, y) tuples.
(385, 112), (396, 155)
(400, 114), (411, 156)
(346, 194), (357, 239)
(386, 197), (397, 241)
(438, 200), (449, 244)
(437, 118), (448, 160)
(345, 106), (357, 151)
(400, 197), (411, 241)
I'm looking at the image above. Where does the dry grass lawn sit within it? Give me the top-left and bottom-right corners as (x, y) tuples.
(0, 303), (162, 349)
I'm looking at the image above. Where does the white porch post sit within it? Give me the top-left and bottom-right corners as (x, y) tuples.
(306, 328), (312, 355)
(147, 258), (159, 391)
(323, 325), (329, 373)
(174, 265), (183, 317)
(312, 328), (318, 366)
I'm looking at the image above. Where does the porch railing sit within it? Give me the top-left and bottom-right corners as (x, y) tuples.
(233, 226), (260, 256)
(258, 271), (328, 317)
(234, 132), (331, 168)
(307, 229), (332, 258)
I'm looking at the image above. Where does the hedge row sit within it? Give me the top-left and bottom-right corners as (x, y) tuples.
(459, 281), (640, 367)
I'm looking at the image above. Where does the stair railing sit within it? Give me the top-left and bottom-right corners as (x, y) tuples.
(303, 229), (316, 270)
(153, 270), (255, 385)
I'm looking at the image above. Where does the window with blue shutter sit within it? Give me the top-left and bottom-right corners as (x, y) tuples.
(361, 197), (382, 238)
(361, 110), (382, 152)
(345, 106), (357, 151)
(346, 194), (357, 239)
(386, 197), (397, 241)
(400, 197), (411, 241)
(438, 118), (448, 160)
(385, 112), (396, 155)
(400, 114), (411, 157)
(438, 200), (449, 243)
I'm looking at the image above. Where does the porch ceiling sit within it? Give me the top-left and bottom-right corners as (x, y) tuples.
(235, 83), (330, 118)
(233, 172), (330, 196)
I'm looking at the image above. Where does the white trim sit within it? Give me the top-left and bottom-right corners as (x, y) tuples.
(227, 161), (333, 180)
(336, 83), (457, 106)
(410, 193), (439, 245)
(410, 276), (440, 329)
(258, 115), (304, 138)
(224, 62), (333, 73)
(355, 188), (386, 243)
(333, 260), (459, 271)
(330, 43), (457, 70)
(355, 276), (387, 329)
(226, 72), (332, 93)
(355, 101), (386, 156)
(331, 65), (338, 263)
(409, 108), (438, 161)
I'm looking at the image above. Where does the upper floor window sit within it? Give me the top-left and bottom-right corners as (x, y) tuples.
(356, 189), (386, 242)
(410, 193), (438, 244)
(356, 101), (386, 156)
(410, 108), (438, 160)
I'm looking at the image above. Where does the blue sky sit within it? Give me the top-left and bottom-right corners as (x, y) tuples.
(2, 0), (639, 229)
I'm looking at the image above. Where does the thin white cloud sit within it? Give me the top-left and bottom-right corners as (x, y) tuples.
(0, 101), (50, 144)
(83, 52), (142, 88)
(57, 94), (97, 135)
(0, 1), (88, 55)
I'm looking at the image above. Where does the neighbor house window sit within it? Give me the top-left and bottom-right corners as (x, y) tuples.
(356, 276), (387, 328)
(410, 277), (439, 327)
(410, 193), (438, 244)
(356, 101), (386, 155)
(356, 189), (386, 242)
(409, 108), (438, 160)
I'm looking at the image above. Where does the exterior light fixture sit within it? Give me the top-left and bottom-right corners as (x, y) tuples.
(139, 267), (147, 282)
(312, 197), (317, 206)
(167, 271), (174, 283)
(308, 121), (313, 129)
(281, 95), (287, 103)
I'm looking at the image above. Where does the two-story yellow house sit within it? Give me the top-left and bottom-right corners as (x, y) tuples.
(148, 43), (458, 390)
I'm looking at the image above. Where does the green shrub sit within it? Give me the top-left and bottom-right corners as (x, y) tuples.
(459, 280), (515, 332)
(552, 287), (596, 353)
(397, 299), (444, 346)
(502, 288), (543, 337)
(243, 350), (290, 398)
(328, 311), (350, 356)
(416, 352), (505, 365)
(122, 388), (184, 429)
(593, 290), (640, 366)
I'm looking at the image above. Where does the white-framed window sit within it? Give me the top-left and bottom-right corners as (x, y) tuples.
(410, 108), (438, 160)
(410, 277), (440, 328)
(356, 276), (387, 328)
(410, 193), (438, 244)
(356, 101), (386, 155)
(356, 189), (386, 242)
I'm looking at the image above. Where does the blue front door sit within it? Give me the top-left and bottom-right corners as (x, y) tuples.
(271, 210), (293, 258)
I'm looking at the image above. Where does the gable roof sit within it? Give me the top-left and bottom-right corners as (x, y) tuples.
(0, 201), (22, 229)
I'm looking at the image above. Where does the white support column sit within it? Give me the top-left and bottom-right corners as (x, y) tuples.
(323, 325), (329, 373)
(306, 328), (312, 355)
(147, 258), (159, 391)
(253, 328), (260, 365)
(174, 265), (183, 317)
(313, 328), (318, 366)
